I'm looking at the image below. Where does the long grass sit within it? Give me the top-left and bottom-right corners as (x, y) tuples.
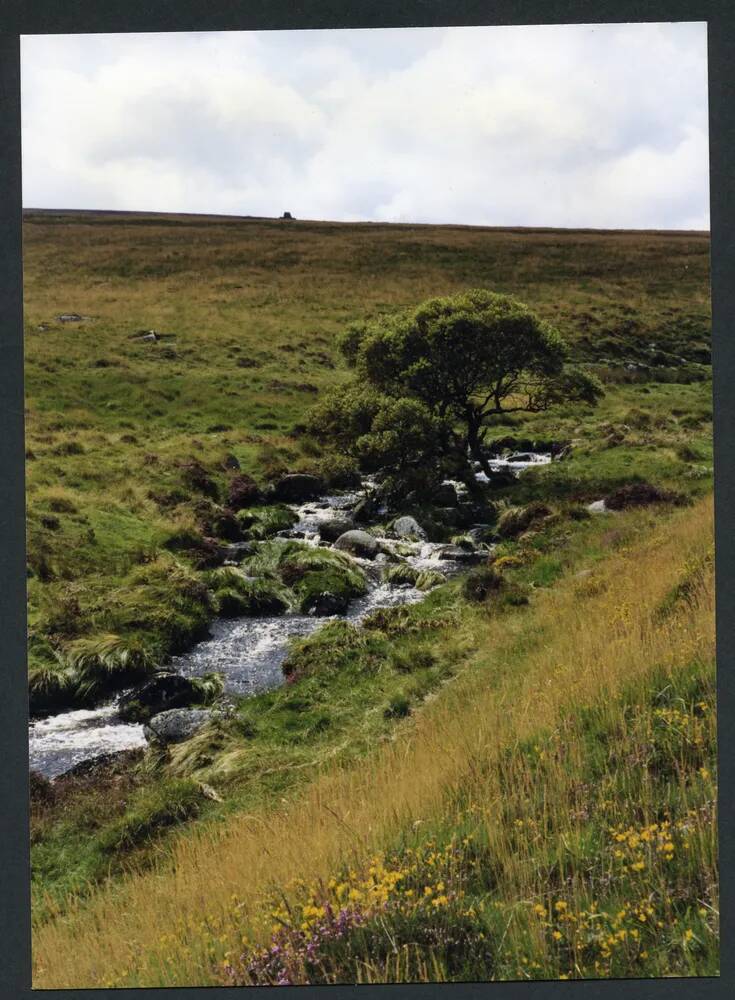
(32, 495), (715, 987)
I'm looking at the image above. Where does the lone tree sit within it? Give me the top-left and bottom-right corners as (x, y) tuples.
(307, 289), (602, 497)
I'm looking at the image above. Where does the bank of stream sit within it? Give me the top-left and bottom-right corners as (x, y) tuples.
(29, 455), (551, 778)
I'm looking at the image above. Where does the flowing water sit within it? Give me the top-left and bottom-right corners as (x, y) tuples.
(29, 454), (549, 779)
(28, 706), (147, 780)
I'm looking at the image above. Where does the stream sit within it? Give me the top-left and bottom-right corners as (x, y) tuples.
(29, 454), (551, 779)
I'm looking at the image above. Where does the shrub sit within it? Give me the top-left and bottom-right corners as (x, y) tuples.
(189, 672), (225, 705)
(316, 452), (362, 489)
(207, 569), (290, 617)
(282, 621), (369, 682)
(496, 502), (552, 539)
(384, 693), (411, 718)
(28, 659), (78, 714)
(462, 566), (504, 603)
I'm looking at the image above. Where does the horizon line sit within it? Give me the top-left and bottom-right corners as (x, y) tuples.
(21, 206), (711, 236)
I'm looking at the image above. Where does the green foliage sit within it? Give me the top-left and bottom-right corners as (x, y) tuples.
(189, 672), (225, 705)
(305, 384), (383, 456)
(496, 502), (553, 539)
(28, 659), (79, 713)
(415, 569), (447, 591)
(235, 505), (297, 540)
(98, 780), (202, 852)
(281, 620), (369, 682)
(308, 289), (603, 493)
(206, 568), (291, 617)
(62, 633), (156, 699)
(383, 563), (420, 586)
(241, 540), (367, 616)
(461, 566), (504, 603)
(315, 452), (361, 489)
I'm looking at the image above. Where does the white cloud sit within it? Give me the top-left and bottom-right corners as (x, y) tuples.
(20, 23), (709, 228)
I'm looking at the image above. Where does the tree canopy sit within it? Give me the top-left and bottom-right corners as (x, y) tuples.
(307, 289), (603, 498)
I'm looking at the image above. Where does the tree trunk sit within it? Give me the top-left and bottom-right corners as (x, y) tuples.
(467, 418), (493, 478)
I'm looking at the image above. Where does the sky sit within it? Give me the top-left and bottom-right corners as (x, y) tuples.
(20, 23), (709, 230)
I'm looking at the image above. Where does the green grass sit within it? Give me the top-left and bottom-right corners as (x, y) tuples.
(25, 211), (715, 986)
(24, 213), (712, 700)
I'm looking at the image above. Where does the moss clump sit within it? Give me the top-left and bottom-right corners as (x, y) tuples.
(236, 505), (297, 540)
(206, 567), (291, 617)
(383, 563), (420, 586)
(245, 541), (367, 615)
(28, 658), (80, 714)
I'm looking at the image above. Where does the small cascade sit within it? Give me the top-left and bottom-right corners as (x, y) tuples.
(28, 455), (550, 779)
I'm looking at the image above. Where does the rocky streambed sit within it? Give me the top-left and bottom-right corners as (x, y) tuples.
(29, 455), (549, 779)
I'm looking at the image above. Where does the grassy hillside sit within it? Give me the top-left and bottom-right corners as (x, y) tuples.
(25, 211), (715, 986)
(24, 212), (712, 703)
(32, 495), (716, 987)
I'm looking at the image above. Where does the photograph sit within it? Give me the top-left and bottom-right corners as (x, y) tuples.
(21, 21), (717, 988)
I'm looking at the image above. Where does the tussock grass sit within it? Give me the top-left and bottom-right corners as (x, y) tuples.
(32, 496), (715, 987)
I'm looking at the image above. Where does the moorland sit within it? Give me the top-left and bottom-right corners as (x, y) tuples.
(24, 211), (716, 986)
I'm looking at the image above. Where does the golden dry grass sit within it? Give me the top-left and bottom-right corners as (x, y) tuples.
(33, 495), (715, 988)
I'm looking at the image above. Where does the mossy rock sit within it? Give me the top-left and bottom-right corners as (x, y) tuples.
(211, 571), (290, 617)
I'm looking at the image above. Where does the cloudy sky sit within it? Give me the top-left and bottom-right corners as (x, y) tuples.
(20, 23), (709, 229)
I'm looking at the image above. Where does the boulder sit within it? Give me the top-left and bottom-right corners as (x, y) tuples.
(221, 541), (255, 563)
(333, 529), (379, 559)
(352, 496), (376, 523)
(318, 515), (355, 543)
(118, 672), (200, 722)
(228, 473), (262, 509)
(438, 546), (487, 563)
(144, 708), (213, 745)
(273, 473), (324, 502)
(433, 482), (459, 506)
(211, 509), (243, 542)
(56, 748), (144, 782)
(304, 591), (349, 616)
(222, 453), (241, 471)
(391, 516), (427, 541)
